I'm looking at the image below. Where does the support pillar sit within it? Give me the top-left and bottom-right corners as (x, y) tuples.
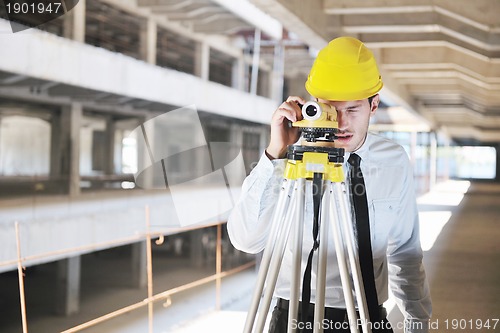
(137, 116), (155, 189)
(139, 18), (157, 65)
(232, 55), (245, 91)
(104, 116), (115, 175)
(258, 70), (270, 98)
(60, 103), (82, 196)
(131, 241), (147, 288)
(259, 126), (268, 156)
(194, 42), (210, 80)
(50, 112), (63, 184)
(270, 41), (285, 103)
(63, 0), (86, 43)
(55, 256), (81, 316)
(190, 229), (204, 268)
(410, 131), (417, 167)
(250, 29), (261, 95)
(429, 131), (437, 190)
(229, 124), (243, 150)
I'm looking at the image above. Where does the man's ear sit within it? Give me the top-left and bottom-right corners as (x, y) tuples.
(370, 94), (380, 115)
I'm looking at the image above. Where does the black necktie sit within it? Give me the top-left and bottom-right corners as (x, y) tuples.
(348, 153), (379, 322)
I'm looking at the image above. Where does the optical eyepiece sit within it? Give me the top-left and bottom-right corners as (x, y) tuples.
(302, 101), (323, 121)
(305, 104), (318, 117)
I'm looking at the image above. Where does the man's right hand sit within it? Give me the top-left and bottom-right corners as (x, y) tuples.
(265, 96), (306, 160)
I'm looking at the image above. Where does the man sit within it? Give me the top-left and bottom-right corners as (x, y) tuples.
(228, 37), (432, 332)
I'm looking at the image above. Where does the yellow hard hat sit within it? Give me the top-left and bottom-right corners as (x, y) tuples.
(305, 37), (383, 101)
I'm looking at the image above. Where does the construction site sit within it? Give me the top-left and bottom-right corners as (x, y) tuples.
(0, 0), (499, 332)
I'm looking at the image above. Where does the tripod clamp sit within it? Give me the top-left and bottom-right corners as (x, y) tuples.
(284, 145), (345, 182)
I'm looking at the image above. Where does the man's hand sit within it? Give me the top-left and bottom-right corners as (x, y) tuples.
(266, 96), (306, 159)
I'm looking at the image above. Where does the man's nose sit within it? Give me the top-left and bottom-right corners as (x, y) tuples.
(336, 111), (348, 131)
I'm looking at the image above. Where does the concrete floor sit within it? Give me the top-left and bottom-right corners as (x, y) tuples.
(421, 181), (500, 332)
(2, 180), (499, 332)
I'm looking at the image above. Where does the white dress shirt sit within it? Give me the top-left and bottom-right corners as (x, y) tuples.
(227, 132), (432, 332)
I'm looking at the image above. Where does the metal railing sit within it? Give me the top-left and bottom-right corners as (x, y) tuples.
(8, 206), (255, 333)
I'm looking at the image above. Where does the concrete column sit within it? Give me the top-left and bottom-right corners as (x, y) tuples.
(190, 229), (204, 268)
(113, 126), (124, 174)
(194, 42), (210, 80)
(410, 131), (417, 167)
(229, 124), (243, 149)
(250, 29), (261, 95)
(270, 42), (285, 103)
(63, 0), (86, 43)
(259, 126), (268, 155)
(50, 113), (63, 179)
(232, 55), (245, 91)
(50, 112), (70, 194)
(137, 116), (156, 189)
(258, 70), (270, 98)
(60, 103), (82, 196)
(131, 241), (147, 288)
(70, 104), (82, 196)
(104, 116), (115, 175)
(429, 131), (437, 189)
(139, 18), (157, 65)
(55, 256), (81, 316)
(193, 120), (208, 186)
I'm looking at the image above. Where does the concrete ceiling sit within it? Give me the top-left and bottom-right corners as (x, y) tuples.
(248, 0), (500, 145)
(4, 0), (498, 144)
(134, 0), (500, 144)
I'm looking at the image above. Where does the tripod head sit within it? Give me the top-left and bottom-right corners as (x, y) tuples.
(287, 101), (344, 164)
(292, 101), (338, 144)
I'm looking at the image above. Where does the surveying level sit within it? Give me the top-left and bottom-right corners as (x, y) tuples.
(243, 101), (372, 333)
(292, 101), (338, 144)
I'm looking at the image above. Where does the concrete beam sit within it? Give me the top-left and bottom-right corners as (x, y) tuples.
(249, 0), (329, 50)
(442, 125), (500, 142)
(0, 19), (277, 125)
(211, 0), (282, 40)
(376, 42), (500, 78)
(324, 0), (500, 30)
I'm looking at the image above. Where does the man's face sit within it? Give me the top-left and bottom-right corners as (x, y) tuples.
(318, 95), (379, 152)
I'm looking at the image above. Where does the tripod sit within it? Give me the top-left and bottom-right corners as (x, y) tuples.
(243, 145), (372, 333)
